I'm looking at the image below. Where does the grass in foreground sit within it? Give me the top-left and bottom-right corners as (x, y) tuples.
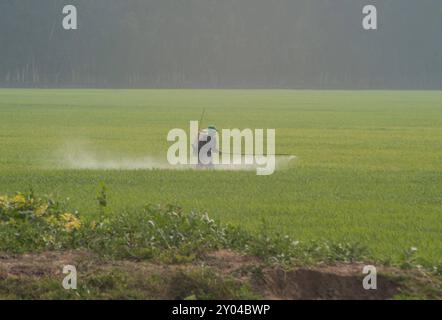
(1, 190), (442, 300)
(0, 190), (373, 266)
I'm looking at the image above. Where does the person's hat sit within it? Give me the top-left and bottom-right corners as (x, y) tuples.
(208, 125), (217, 131)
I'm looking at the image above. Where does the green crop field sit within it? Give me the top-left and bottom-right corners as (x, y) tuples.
(1, 89), (441, 265)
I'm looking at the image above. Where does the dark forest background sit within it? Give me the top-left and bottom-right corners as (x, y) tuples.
(0, 0), (441, 89)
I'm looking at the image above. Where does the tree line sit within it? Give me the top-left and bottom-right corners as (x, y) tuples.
(0, 0), (441, 89)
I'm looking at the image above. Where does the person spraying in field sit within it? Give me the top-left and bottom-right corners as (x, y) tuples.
(193, 125), (220, 167)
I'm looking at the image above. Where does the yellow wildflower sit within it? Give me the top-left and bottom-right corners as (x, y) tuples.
(60, 213), (82, 232)
(0, 195), (7, 206)
(65, 219), (82, 232)
(13, 194), (26, 208)
(35, 204), (49, 217)
(60, 212), (75, 222)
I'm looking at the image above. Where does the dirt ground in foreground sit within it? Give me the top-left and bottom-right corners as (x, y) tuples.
(0, 250), (440, 300)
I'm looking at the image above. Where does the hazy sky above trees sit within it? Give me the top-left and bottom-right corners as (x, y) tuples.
(0, 0), (441, 88)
